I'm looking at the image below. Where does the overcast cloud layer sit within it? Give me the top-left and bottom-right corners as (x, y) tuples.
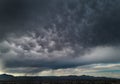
(0, 0), (120, 77)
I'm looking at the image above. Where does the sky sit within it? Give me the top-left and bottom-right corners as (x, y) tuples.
(0, 0), (120, 78)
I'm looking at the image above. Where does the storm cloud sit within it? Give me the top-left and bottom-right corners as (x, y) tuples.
(0, 0), (120, 75)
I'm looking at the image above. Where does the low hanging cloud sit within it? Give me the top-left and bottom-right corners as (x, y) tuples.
(0, 0), (120, 75)
(0, 30), (120, 74)
(37, 63), (120, 77)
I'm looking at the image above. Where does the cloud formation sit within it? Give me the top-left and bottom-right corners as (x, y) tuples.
(0, 31), (120, 74)
(0, 0), (120, 76)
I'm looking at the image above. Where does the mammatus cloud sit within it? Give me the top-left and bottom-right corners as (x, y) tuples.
(0, 0), (120, 77)
(0, 30), (120, 75)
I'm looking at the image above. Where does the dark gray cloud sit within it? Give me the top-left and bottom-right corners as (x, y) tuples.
(0, 0), (52, 38)
(0, 0), (120, 74)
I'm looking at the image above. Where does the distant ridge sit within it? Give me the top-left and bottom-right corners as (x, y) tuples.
(0, 74), (119, 84)
(0, 74), (14, 80)
(0, 74), (118, 80)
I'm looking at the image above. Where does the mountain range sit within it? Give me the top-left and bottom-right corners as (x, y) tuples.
(0, 74), (118, 80)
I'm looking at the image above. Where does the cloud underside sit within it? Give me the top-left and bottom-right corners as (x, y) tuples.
(0, 0), (120, 76)
(0, 31), (120, 74)
(2, 63), (120, 78)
